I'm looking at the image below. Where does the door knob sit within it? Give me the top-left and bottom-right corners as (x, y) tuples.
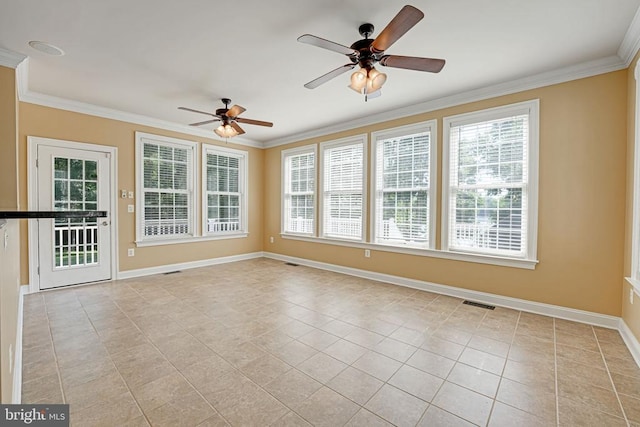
(101, 221), (109, 226)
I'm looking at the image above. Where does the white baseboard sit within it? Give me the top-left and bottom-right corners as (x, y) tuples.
(117, 251), (265, 280)
(263, 252), (621, 329)
(620, 319), (640, 368)
(12, 285), (27, 404)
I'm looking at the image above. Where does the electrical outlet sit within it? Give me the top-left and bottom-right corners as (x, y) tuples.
(127, 248), (135, 257)
(128, 191), (134, 199)
(270, 236), (274, 243)
(121, 190), (127, 198)
(364, 249), (371, 258)
(128, 205), (134, 213)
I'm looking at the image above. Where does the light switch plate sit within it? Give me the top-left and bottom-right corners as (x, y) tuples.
(128, 205), (134, 213)
(128, 191), (134, 199)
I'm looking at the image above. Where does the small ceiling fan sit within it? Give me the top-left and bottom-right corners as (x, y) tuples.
(178, 98), (273, 138)
(297, 5), (445, 100)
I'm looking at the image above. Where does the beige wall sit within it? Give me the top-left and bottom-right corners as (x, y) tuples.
(264, 71), (628, 316)
(18, 103), (264, 283)
(623, 50), (640, 341)
(0, 66), (18, 210)
(0, 65), (21, 403)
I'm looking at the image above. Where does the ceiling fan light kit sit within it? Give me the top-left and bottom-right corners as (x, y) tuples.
(348, 66), (387, 96)
(298, 5), (445, 100)
(215, 124), (239, 138)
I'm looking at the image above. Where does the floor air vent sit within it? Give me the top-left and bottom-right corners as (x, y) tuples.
(463, 300), (495, 310)
(285, 262), (299, 267)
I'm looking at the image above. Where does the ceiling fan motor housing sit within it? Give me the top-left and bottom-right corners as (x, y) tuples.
(350, 37), (378, 69)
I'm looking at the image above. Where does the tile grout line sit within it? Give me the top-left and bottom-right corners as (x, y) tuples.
(78, 285), (154, 426)
(41, 295), (67, 406)
(485, 310), (523, 426)
(107, 282), (235, 426)
(553, 318), (560, 427)
(409, 297), (479, 426)
(309, 293), (456, 426)
(592, 327), (630, 426)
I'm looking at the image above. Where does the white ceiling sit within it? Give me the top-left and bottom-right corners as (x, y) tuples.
(1, 0), (639, 145)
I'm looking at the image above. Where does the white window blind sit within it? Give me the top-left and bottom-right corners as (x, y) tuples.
(139, 138), (194, 239)
(446, 107), (531, 257)
(321, 137), (366, 240)
(374, 126), (433, 248)
(283, 146), (315, 235)
(204, 145), (247, 235)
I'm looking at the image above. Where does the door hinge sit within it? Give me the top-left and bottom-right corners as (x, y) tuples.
(35, 158), (39, 168)
(37, 266), (40, 275)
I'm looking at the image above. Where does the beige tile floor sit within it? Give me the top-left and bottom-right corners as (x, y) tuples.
(21, 258), (640, 426)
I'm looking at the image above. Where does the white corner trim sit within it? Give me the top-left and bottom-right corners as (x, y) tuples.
(263, 56), (626, 148)
(117, 251), (264, 280)
(619, 319), (640, 368)
(12, 285), (28, 404)
(15, 57), (29, 99)
(18, 89), (262, 149)
(620, 5), (640, 67)
(0, 47), (27, 69)
(263, 252), (620, 329)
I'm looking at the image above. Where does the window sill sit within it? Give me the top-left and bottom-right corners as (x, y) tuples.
(280, 233), (538, 270)
(136, 232), (248, 247)
(625, 277), (640, 296)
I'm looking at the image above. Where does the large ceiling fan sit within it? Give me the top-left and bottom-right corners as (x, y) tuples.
(298, 5), (445, 100)
(179, 98), (273, 138)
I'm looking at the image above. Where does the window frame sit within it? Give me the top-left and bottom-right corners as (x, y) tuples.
(201, 143), (249, 238)
(370, 120), (438, 250)
(281, 144), (318, 237)
(441, 99), (539, 262)
(135, 132), (197, 245)
(319, 134), (368, 242)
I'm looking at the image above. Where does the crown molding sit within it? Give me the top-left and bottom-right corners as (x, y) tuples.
(0, 47), (27, 69)
(620, 5), (640, 67)
(263, 55), (626, 148)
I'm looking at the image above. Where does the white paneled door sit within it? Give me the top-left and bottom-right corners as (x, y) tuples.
(37, 146), (112, 289)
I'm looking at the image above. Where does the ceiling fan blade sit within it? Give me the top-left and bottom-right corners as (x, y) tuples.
(230, 121), (246, 135)
(371, 5), (424, 53)
(189, 119), (220, 127)
(297, 34), (358, 56)
(236, 117), (273, 127)
(178, 106), (216, 116)
(380, 55), (445, 73)
(304, 63), (356, 89)
(227, 104), (246, 118)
